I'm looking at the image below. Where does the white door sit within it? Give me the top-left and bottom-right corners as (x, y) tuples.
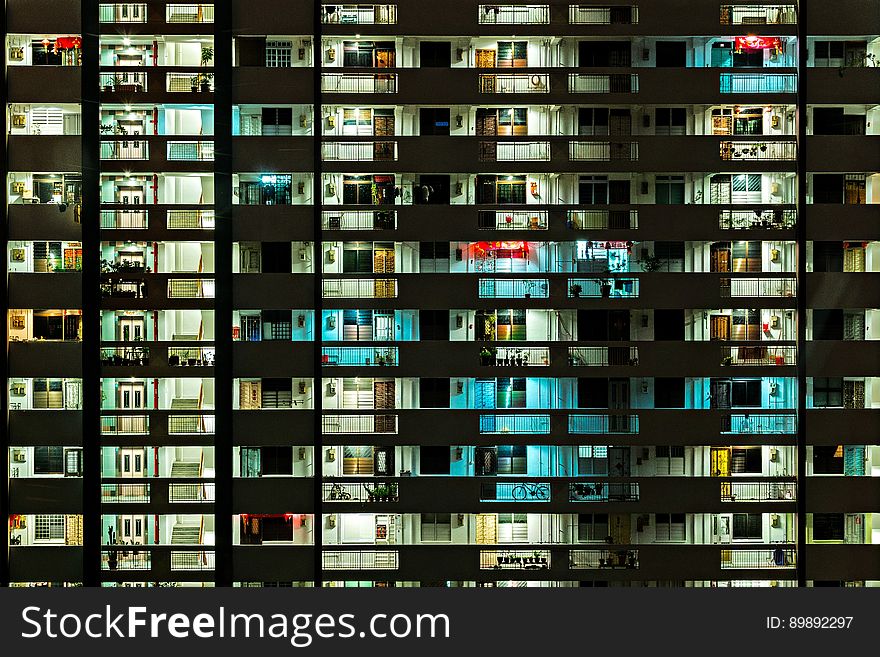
(119, 448), (146, 478)
(118, 315), (145, 341)
(118, 381), (146, 409)
(712, 514), (732, 544)
(119, 515), (146, 544)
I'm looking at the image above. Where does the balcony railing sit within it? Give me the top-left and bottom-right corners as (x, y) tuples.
(721, 481), (797, 502)
(721, 413), (797, 434)
(166, 4), (215, 23)
(322, 278), (397, 298)
(568, 346), (639, 367)
(480, 481), (552, 502)
(100, 140), (149, 160)
(720, 73), (797, 93)
(171, 550), (215, 571)
(569, 414), (639, 434)
(568, 277), (639, 298)
(721, 344), (796, 366)
(168, 346), (214, 367)
(322, 347), (398, 366)
(321, 73), (398, 93)
(166, 72), (214, 93)
(570, 482), (640, 502)
(101, 415), (149, 435)
(99, 4), (148, 23)
(322, 4), (397, 24)
(720, 547), (797, 569)
(480, 141), (551, 162)
(569, 73), (639, 93)
(479, 74), (549, 94)
(167, 278), (215, 298)
(322, 481), (399, 503)
(570, 549), (639, 569)
(322, 414), (398, 434)
(168, 414), (215, 434)
(481, 346), (550, 366)
(718, 208), (796, 230)
(478, 210), (548, 230)
(569, 5), (639, 24)
(101, 346), (150, 366)
(478, 278), (549, 299)
(478, 4), (550, 24)
(569, 141), (639, 162)
(101, 210), (148, 229)
(102, 549), (150, 571)
(479, 414), (551, 434)
(720, 140), (797, 161)
(101, 483), (150, 503)
(167, 209), (215, 229)
(322, 141), (398, 161)
(720, 277), (796, 298)
(323, 210), (397, 230)
(168, 141), (215, 161)
(169, 482), (215, 502)
(101, 280), (146, 299)
(323, 550), (399, 570)
(100, 72), (148, 92)
(567, 209), (638, 230)
(481, 550), (551, 570)
(719, 4), (796, 24)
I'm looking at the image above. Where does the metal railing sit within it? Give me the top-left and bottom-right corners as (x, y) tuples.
(101, 415), (149, 435)
(322, 481), (399, 503)
(166, 4), (215, 23)
(719, 5), (796, 24)
(720, 277), (797, 298)
(481, 141), (551, 162)
(101, 346), (150, 366)
(479, 414), (551, 434)
(100, 140), (149, 160)
(323, 210), (397, 230)
(569, 73), (639, 93)
(478, 278), (549, 299)
(322, 278), (398, 298)
(321, 74), (398, 94)
(168, 141), (215, 161)
(168, 414), (215, 434)
(482, 347), (550, 367)
(322, 4), (397, 24)
(570, 549), (639, 568)
(170, 482), (215, 502)
(322, 550), (399, 570)
(322, 141), (398, 161)
(568, 277), (640, 298)
(720, 73), (797, 94)
(479, 74), (549, 94)
(718, 208), (796, 230)
(167, 209), (215, 229)
(721, 345), (796, 366)
(100, 72), (148, 92)
(101, 483), (150, 503)
(478, 4), (550, 24)
(321, 347), (398, 366)
(569, 414), (639, 434)
(321, 414), (398, 434)
(567, 209), (638, 230)
(721, 481), (797, 502)
(99, 4), (148, 23)
(720, 548), (797, 569)
(481, 550), (551, 569)
(568, 346), (639, 367)
(570, 482), (640, 502)
(721, 414), (797, 434)
(171, 550), (215, 571)
(101, 210), (148, 229)
(569, 5), (639, 24)
(720, 141), (797, 161)
(166, 72), (214, 92)
(168, 347), (214, 366)
(478, 210), (548, 230)
(167, 278), (215, 298)
(101, 280), (146, 299)
(480, 481), (552, 502)
(102, 549), (150, 570)
(569, 141), (639, 161)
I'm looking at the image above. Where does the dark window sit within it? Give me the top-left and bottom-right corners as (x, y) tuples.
(420, 41), (451, 67)
(260, 242), (292, 273)
(342, 244), (373, 273)
(655, 41), (687, 67)
(34, 446), (64, 474)
(813, 513), (844, 541)
(812, 174), (843, 204)
(420, 378), (450, 408)
(415, 174), (450, 204)
(654, 309), (684, 341)
(497, 445), (527, 474)
(732, 513), (762, 540)
(578, 176), (609, 204)
(655, 176), (685, 204)
(419, 108), (451, 136)
(578, 378), (609, 408)
(577, 513), (609, 542)
(813, 377), (843, 408)
(578, 108), (609, 136)
(653, 241), (685, 272)
(813, 310), (844, 340)
(261, 378), (292, 408)
(419, 241), (451, 272)
(655, 108), (686, 135)
(235, 37), (266, 66)
(812, 108), (866, 135)
(813, 445), (844, 474)
(577, 309), (609, 340)
(812, 242), (844, 272)
(731, 379), (761, 407)
(420, 446), (451, 475)
(579, 41), (631, 67)
(654, 378), (685, 408)
(261, 446), (293, 475)
(419, 309), (449, 341)
(261, 108), (293, 136)
(261, 516), (294, 542)
(731, 447), (762, 474)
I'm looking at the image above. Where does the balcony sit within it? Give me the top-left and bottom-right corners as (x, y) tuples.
(322, 481), (399, 503)
(322, 4), (397, 24)
(568, 346), (639, 367)
(478, 4), (549, 24)
(719, 4), (797, 24)
(719, 208), (796, 231)
(478, 414), (551, 434)
(479, 141), (551, 162)
(720, 277), (797, 298)
(99, 3), (147, 23)
(166, 3), (215, 23)
(101, 414), (149, 435)
(569, 73), (638, 93)
(322, 140), (398, 161)
(719, 73), (797, 93)
(569, 5), (639, 24)
(720, 547), (797, 570)
(322, 550), (398, 571)
(721, 481), (797, 502)
(478, 210), (547, 231)
(568, 414), (639, 434)
(479, 73), (549, 94)
(479, 481), (551, 502)
(720, 140), (797, 161)
(321, 73), (398, 94)
(478, 278), (549, 299)
(99, 71), (148, 93)
(321, 414), (398, 434)
(168, 209), (215, 229)
(321, 346), (398, 366)
(322, 278), (398, 299)
(167, 141), (215, 161)
(569, 482), (640, 502)
(168, 414), (215, 435)
(100, 139), (149, 160)
(568, 277), (639, 298)
(569, 141), (639, 162)
(567, 209), (638, 230)
(721, 344), (796, 367)
(167, 278), (215, 299)
(722, 413), (797, 435)
(101, 209), (148, 229)
(570, 548), (638, 569)
(480, 550), (551, 570)
(479, 346), (550, 367)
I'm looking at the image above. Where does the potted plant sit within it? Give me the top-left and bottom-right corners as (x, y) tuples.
(721, 355), (733, 366)
(479, 346), (496, 366)
(190, 75), (199, 92)
(199, 46), (214, 91)
(599, 279), (612, 298)
(569, 283), (582, 298)
(199, 72), (214, 92)
(638, 252), (663, 273)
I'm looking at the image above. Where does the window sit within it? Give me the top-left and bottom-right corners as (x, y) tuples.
(261, 108), (293, 136)
(813, 513), (844, 541)
(420, 513), (452, 542)
(812, 377), (843, 408)
(419, 108), (450, 136)
(261, 446), (293, 476)
(732, 513), (762, 540)
(655, 108), (686, 135)
(419, 242), (451, 272)
(813, 309), (843, 340)
(577, 513), (609, 542)
(813, 41), (867, 68)
(578, 445), (609, 475)
(579, 41), (631, 67)
(731, 447), (762, 474)
(578, 377), (609, 408)
(261, 378), (293, 408)
(654, 378), (685, 408)
(496, 377), (526, 408)
(419, 378), (450, 408)
(578, 176), (609, 204)
(420, 446), (451, 475)
(655, 41), (687, 67)
(420, 41), (451, 67)
(342, 446), (374, 475)
(654, 446), (685, 475)
(497, 41), (528, 67)
(578, 108), (609, 136)
(498, 108), (528, 135)
(654, 513), (686, 541)
(419, 309), (450, 341)
(655, 176), (685, 204)
(497, 445), (527, 474)
(732, 173), (762, 203)
(498, 513), (528, 543)
(813, 445), (844, 475)
(34, 515), (65, 541)
(265, 41), (292, 68)
(732, 240), (762, 272)
(34, 446), (64, 474)
(731, 379), (761, 407)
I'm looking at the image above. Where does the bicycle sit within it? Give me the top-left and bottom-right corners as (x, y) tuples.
(510, 482), (550, 501)
(327, 483), (352, 500)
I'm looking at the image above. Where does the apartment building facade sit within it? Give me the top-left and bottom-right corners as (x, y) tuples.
(3, 0), (879, 587)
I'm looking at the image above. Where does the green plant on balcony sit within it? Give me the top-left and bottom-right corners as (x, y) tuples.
(569, 283), (583, 297)
(480, 346), (497, 365)
(721, 355), (733, 366)
(638, 252), (664, 273)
